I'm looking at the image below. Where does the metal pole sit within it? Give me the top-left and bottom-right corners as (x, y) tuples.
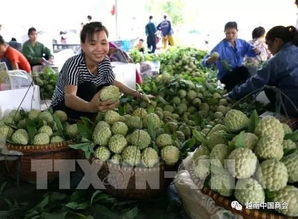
(115, 0), (119, 39)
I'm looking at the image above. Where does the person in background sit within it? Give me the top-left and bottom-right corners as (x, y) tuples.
(296, 0), (298, 30)
(229, 26), (298, 117)
(145, 16), (157, 53)
(51, 22), (152, 119)
(8, 38), (22, 52)
(135, 38), (145, 53)
(0, 35), (31, 73)
(22, 27), (53, 68)
(244, 26), (272, 75)
(157, 15), (174, 49)
(202, 21), (259, 91)
(108, 42), (143, 84)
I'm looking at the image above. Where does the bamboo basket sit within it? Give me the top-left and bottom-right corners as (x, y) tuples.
(4, 141), (76, 183)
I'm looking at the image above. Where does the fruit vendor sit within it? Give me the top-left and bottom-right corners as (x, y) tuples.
(51, 22), (153, 119)
(228, 25), (298, 117)
(0, 35), (31, 73)
(202, 21), (259, 91)
(22, 27), (54, 68)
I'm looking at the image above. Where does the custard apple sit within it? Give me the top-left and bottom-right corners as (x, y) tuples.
(95, 146), (111, 161)
(224, 109), (249, 132)
(8, 110), (21, 122)
(108, 134), (127, 153)
(234, 178), (265, 206)
(122, 145), (141, 166)
(141, 147), (159, 168)
(156, 134), (172, 147)
(226, 148), (257, 179)
(172, 96), (181, 105)
(93, 126), (112, 146)
(187, 90), (197, 100)
(0, 125), (14, 141)
(50, 136), (65, 143)
(99, 85), (120, 102)
(11, 129), (29, 145)
(192, 146), (210, 161)
(209, 171), (234, 197)
(206, 130), (228, 150)
(38, 111), (53, 124)
(38, 125), (53, 136)
(175, 131), (185, 142)
(230, 132), (258, 150)
(33, 133), (50, 145)
(282, 139), (297, 153)
(124, 115), (143, 129)
(28, 109), (41, 120)
(66, 123), (79, 138)
(110, 154), (122, 165)
(256, 159), (288, 191)
(132, 108), (148, 119)
(255, 116), (284, 143)
(282, 123), (292, 135)
(127, 130), (151, 149)
(192, 155), (210, 180)
(143, 113), (161, 128)
(161, 145), (180, 165)
(272, 186), (298, 217)
(254, 136), (283, 160)
(210, 144), (229, 166)
(94, 121), (110, 131)
(281, 152), (298, 183)
(111, 121), (128, 136)
(104, 110), (123, 125)
(53, 110), (68, 122)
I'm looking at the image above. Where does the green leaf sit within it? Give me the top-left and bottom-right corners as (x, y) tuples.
(248, 110), (259, 133)
(65, 202), (89, 210)
(42, 212), (67, 219)
(91, 204), (120, 219)
(285, 129), (298, 141)
(26, 119), (38, 144)
(192, 129), (206, 144)
(0, 182), (7, 195)
(147, 118), (157, 140)
(53, 114), (64, 137)
(231, 131), (246, 148)
(90, 190), (102, 205)
(122, 207), (138, 219)
(77, 121), (92, 140)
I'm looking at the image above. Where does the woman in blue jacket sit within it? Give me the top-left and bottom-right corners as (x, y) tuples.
(229, 25), (298, 117)
(203, 21), (258, 91)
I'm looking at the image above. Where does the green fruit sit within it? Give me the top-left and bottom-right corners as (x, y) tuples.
(254, 136), (283, 160)
(255, 116), (284, 143)
(127, 130), (151, 149)
(226, 148), (257, 179)
(161, 145), (180, 165)
(95, 146), (111, 161)
(54, 110), (68, 122)
(50, 136), (64, 143)
(224, 109), (248, 132)
(110, 154), (122, 165)
(256, 159), (288, 191)
(104, 110), (123, 125)
(99, 85), (120, 102)
(33, 133), (50, 145)
(234, 178), (265, 207)
(111, 121), (128, 136)
(141, 147), (159, 167)
(272, 186), (298, 217)
(156, 134), (172, 147)
(122, 145), (141, 166)
(132, 108), (148, 119)
(124, 115), (143, 129)
(108, 134), (127, 153)
(93, 126), (112, 146)
(38, 125), (53, 136)
(66, 124), (79, 138)
(11, 129), (28, 145)
(281, 152), (298, 183)
(38, 111), (53, 124)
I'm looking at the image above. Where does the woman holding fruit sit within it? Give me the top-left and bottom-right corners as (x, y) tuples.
(228, 25), (298, 117)
(51, 22), (152, 119)
(203, 21), (259, 91)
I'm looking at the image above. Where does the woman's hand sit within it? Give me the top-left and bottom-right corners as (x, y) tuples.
(141, 94), (155, 103)
(89, 91), (119, 112)
(207, 52), (219, 64)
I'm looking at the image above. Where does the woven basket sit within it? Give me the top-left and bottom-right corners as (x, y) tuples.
(201, 185), (295, 219)
(93, 158), (176, 199)
(4, 141), (76, 183)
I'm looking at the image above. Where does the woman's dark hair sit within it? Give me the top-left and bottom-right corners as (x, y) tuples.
(80, 22), (109, 43)
(28, 27), (36, 35)
(149, 15), (153, 20)
(252, 26), (265, 39)
(224, 21), (238, 31)
(266, 25), (298, 46)
(0, 35), (5, 44)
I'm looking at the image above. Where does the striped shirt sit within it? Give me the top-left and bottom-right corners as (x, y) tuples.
(51, 53), (115, 107)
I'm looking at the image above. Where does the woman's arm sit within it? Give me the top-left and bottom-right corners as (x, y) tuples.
(64, 85), (118, 112)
